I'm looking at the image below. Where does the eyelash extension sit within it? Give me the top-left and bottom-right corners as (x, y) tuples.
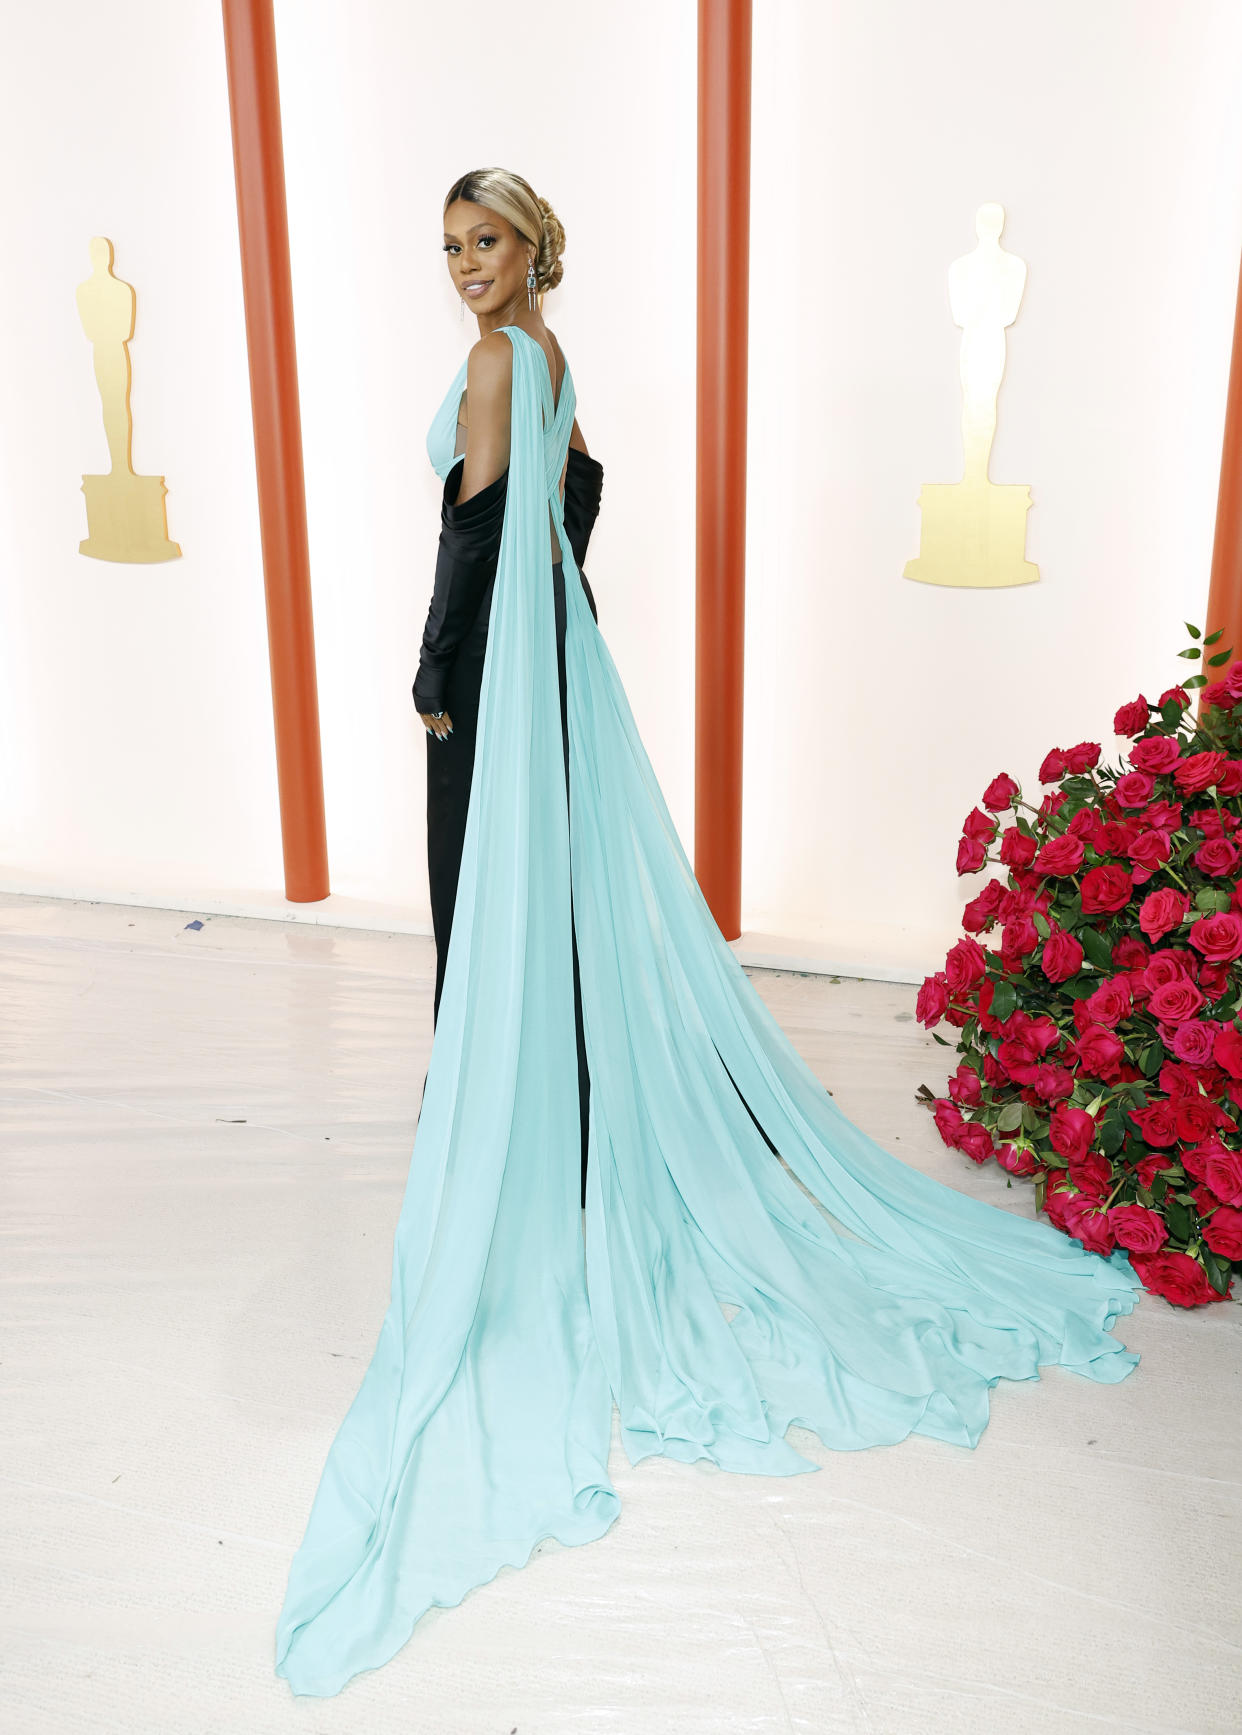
(443, 236), (497, 254)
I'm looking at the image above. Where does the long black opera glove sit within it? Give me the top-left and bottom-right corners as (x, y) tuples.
(411, 462), (509, 714)
(411, 446), (606, 714)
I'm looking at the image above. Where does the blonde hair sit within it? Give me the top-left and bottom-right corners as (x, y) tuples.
(443, 167), (565, 295)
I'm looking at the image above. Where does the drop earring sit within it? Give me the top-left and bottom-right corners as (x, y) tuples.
(459, 292), (465, 322)
(526, 256), (537, 311)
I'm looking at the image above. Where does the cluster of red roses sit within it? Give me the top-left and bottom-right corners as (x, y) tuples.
(917, 642), (1242, 1310)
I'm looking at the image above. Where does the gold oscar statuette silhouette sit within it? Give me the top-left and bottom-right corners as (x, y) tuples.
(75, 236), (181, 563)
(904, 203), (1038, 589)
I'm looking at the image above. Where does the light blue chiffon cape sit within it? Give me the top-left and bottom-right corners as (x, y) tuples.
(275, 325), (1141, 1696)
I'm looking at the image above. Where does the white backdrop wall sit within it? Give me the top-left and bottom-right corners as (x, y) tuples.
(744, 0), (1242, 975)
(0, 2), (1241, 980)
(0, 1), (282, 897)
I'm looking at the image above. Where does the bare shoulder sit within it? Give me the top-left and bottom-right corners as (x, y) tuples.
(466, 329), (515, 392)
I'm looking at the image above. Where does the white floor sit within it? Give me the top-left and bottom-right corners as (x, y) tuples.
(1, 891), (1238, 1735)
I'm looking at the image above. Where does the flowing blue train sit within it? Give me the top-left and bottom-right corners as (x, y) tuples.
(275, 325), (1142, 1697)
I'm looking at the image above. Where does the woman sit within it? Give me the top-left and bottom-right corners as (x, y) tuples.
(410, 179), (602, 1203)
(275, 169), (1143, 1699)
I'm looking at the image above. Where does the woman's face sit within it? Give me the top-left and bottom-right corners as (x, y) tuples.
(442, 199), (532, 320)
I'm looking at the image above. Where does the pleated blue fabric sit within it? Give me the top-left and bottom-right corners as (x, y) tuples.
(275, 326), (1142, 1696)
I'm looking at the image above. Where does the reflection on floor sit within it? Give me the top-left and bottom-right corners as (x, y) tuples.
(1, 892), (1238, 1735)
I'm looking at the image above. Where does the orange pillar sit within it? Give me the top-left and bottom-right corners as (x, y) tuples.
(221, 0), (329, 901)
(1202, 245), (1242, 705)
(695, 0), (751, 940)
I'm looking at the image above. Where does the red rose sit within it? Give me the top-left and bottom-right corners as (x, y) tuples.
(1097, 818), (1139, 854)
(1084, 976), (1132, 1029)
(996, 1143), (1039, 1177)
(1081, 864), (1133, 913)
(999, 827), (1038, 869)
(1129, 735), (1181, 774)
(1128, 1248), (1228, 1307)
(962, 808), (997, 842)
(932, 1098), (966, 1148)
(1135, 1152), (1173, 1187)
(998, 881), (1040, 921)
(1044, 1178), (1116, 1254)
(1202, 678), (1233, 709)
(1064, 742), (1102, 773)
(1049, 1104), (1096, 1163)
(1160, 1057), (1222, 1098)
(1214, 1023), (1242, 1079)
(982, 773), (1019, 811)
(1203, 1204), (1242, 1259)
(1182, 1133), (1230, 1183)
(1029, 1063), (1075, 1102)
(947, 1064), (983, 1107)
(1145, 948), (1195, 989)
(1074, 1024), (1125, 1080)
(1039, 748), (1067, 783)
(1175, 1095), (1227, 1144)
(962, 879), (1005, 933)
(1127, 830), (1172, 878)
(916, 973), (949, 1027)
(1174, 750), (1228, 795)
(1203, 1145), (1242, 1206)
(1115, 771), (1155, 809)
(1000, 917), (1039, 967)
(1034, 834), (1085, 876)
(1041, 926), (1084, 983)
(1157, 685), (1191, 711)
(1170, 1020), (1218, 1067)
(1069, 1151), (1113, 1199)
(1226, 662), (1242, 700)
(1107, 1203), (1168, 1254)
(956, 835), (986, 875)
(944, 937), (987, 995)
(1128, 1100), (1179, 1146)
(1014, 1012), (1061, 1056)
(1194, 837), (1239, 876)
(956, 1122), (996, 1165)
(1039, 788), (1069, 820)
(1113, 936), (1149, 970)
(1147, 979), (1207, 1024)
(1147, 800), (1183, 830)
(1192, 807), (1229, 839)
(1114, 696), (1150, 736)
(1200, 961), (1233, 998)
(1068, 807), (1099, 840)
(1189, 911), (1242, 964)
(1217, 762), (1242, 798)
(1139, 888), (1189, 942)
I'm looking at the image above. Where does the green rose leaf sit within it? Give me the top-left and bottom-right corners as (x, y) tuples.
(1202, 1248), (1234, 1296)
(1165, 1196), (1193, 1241)
(1079, 927), (1114, 971)
(1099, 1111), (1126, 1156)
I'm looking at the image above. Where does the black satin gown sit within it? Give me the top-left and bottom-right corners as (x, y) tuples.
(412, 445), (604, 1207)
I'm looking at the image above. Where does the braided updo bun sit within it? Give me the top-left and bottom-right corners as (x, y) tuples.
(443, 167), (565, 297)
(532, 195), (565, 294)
